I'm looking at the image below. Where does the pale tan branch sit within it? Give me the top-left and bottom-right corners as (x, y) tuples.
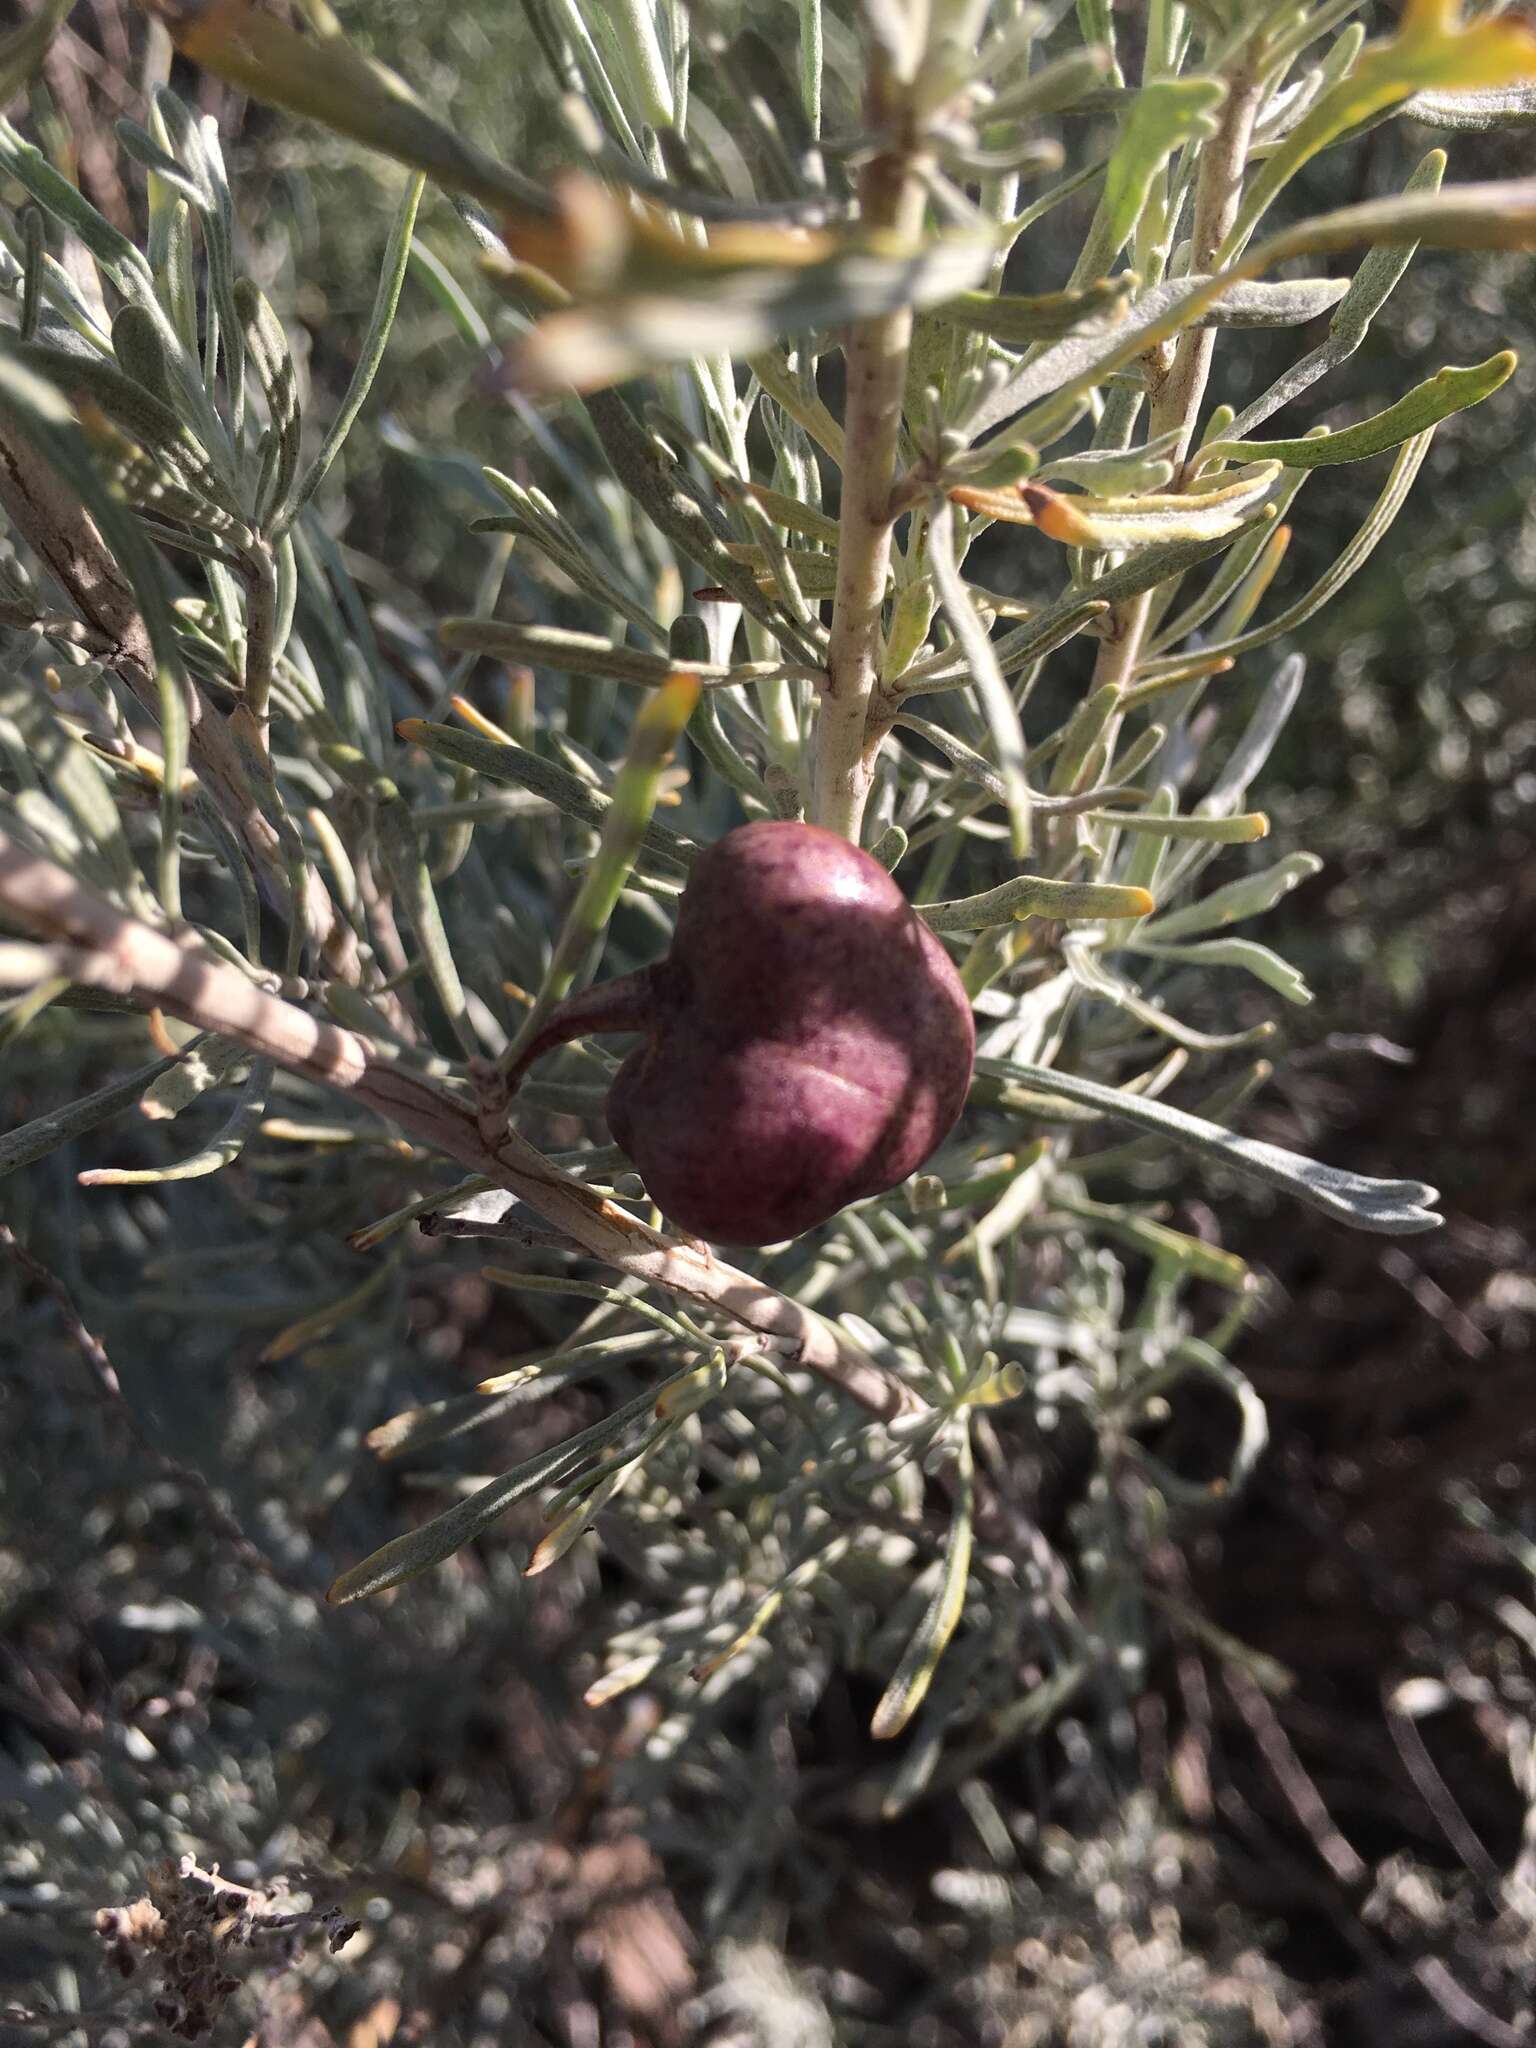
(811, 135), (928, 840)
(0, 826), (916, 1422)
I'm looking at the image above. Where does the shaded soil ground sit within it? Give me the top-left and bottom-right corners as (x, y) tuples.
(1189, 834), (1536, 2043)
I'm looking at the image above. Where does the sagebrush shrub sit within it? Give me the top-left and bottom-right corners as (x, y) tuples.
(2, 0), (1533, 1782)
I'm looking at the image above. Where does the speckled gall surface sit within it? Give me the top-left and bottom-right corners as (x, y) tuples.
(604, 821), (975, 1244)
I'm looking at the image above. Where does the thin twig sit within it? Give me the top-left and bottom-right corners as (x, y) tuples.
(1411, 1958), (1529, 2048)
(0, 828), (918, 1422)
(1223, 1662), (1368, 1887)
(1386, 1694), (1503, 1892)
(812, 95), (927, 839)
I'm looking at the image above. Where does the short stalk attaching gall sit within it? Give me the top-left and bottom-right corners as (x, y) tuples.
(509, 821), (976, 1244)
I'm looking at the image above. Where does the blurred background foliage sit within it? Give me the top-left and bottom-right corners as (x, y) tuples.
(4, 3), (1536, 2045)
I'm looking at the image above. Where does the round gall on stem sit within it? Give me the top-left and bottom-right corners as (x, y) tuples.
(510, 821), (976, 1245)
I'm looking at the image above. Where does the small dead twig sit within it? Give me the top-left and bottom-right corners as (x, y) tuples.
(1223, 1663), (1368, 1887)
(1385, 1693), (1503, 1893)
(1411, 1956), (1530, 2048)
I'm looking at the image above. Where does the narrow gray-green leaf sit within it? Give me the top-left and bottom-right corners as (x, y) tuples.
(1134, 852), (1322, 943)
(930, 274), (1134, 344)
(155, 0), (550, 218)
(509, 229), (994, 395)
(0, 0), (73, 108)
(79, 1058), (273, 1184)
(0, 1050), (186, 1179)
(374, 786), (481, 1062)
(439, 619), (743, 688)
(1199, 352), (1514, 470)
(923, 876), (1153, 931)
(1072, 77), (1225, 283)
(1087, 808), (1269, 843)
(396, 717), (701, 868)
(327, 1380), (673, 1603)
(279, 172), (424, 531)
(1126, 433), (1433, 703)
(927, 501), (1031, 857)
(870, 1423), (974, 1739)
(977, 1057), (1439, 1234)
(1131, 936), (1313, 1005)
(1201, 655), (1305, 814)
(1404, 83), (1536, 129)
(1325, 149), (1447, 347)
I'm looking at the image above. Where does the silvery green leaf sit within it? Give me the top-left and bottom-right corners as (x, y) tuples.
(0, 674), (146, 911)
(1130, 936), (1314, 1005)
(900, 520), (1254, 696)
(1035, 433), (1178, 494)
(967, 275), (1338, 439)
(892, 591), (1110, 694)
(1126, 433), (1434, 705)
(396, 718), (701, 869)
(1133, 853), (1322, 943)
(134, 1034), (244, 1121)
(926, 501), (1031, 857)
(870, 1424), (974, 1739)
(438, 619), (745, 687)
(924, 875), (1153, 931)
(0, 1051), (186, 1180)
(592, 0), (676, 127)
(235, 279), (301, 529)
(1074, 1060), (1273, 1178)
(977, 1057), (1440, 1234)
(1067, 943), (1275, 1054)
(1072, 77), (1226, 283)
(1186, 276), (1348, 327)
(1130, 1340), (1268, 1505)
(79, 1058), (273, 1185)
(150, 0), (549, 217)
(0, 0), (71, 104)
(1201, 655), (1305, 814)
(986, 43), (1113, 123)
(114, 118), (207, 211)
(969, 277), (1207, 436)
(110, 304), (181, 413)
(1027, 464), (1280, 549)
(582, 388), (818, 652)
(1115, 784), (1175, 904)
(1089, 808), (1269, 843)
(1405, 83), (1536, 128)
(508, 230), (995, 395)
(373, 787), (483, 1063)
(329, 1373), (695, 1602)
(278, 173), (424, 532)
(930, 274), (1134, 344)
(0, 119), (151, 295)
(9, 339), (245, 525)
(476, 470), (662, 642)
(1198, 352), (1514, 470)
(1248, 174), (1536, 274)
(1150, 471), (1311, 653)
